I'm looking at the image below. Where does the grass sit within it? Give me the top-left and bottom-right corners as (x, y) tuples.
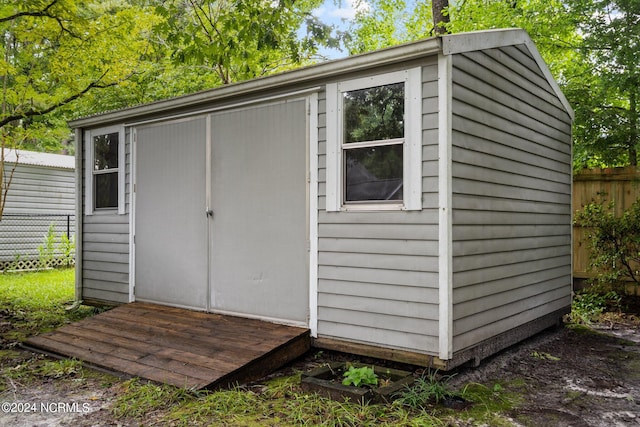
(0, 268), (108, 391)
(0, 268), (100, 343)
(0, 269), (527, 426)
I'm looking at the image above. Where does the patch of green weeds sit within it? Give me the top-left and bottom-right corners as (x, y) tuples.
(565, 390), (584, 401)
(2, 355), (115, 394)
(396, 370), (457, 409)
(531, 351), (561, 361)
(112, 378), (198, 420)
(109, 372), (531, 426)
(457, 381), (522, 426)
(37, 358), (84, 379)
(158, 374), (447, 427)
(568, 289), (621, 325)
(565, 323), (595, 334)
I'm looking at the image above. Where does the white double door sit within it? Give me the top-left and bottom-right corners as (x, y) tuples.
(134, 99), (309, 324)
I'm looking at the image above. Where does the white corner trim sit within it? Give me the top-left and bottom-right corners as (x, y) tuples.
(128, 128), (136, 302)
(308, 93), (319, 337)
(74, 128), (83, 302)
(325, 83), (339, 212)
(404, 66), (423, 211)
(117, 127), (126, 215)
(84, 129), (93, 216)
(438, 53), (453, 361)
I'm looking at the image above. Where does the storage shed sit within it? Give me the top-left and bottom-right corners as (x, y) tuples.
(70, 29), (573, 369)
(0, 149), (75, 271)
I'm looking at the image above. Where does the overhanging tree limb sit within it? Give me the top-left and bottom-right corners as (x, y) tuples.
(0, 0), (58, 23)
(0, 0), (82, 39)
(0, 71), (118, 129)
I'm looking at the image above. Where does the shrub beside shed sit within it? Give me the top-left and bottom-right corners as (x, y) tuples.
(70, 29), (573, 369)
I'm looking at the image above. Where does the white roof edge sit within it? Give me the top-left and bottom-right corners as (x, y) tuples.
(441, 28), (574, 120)
(2, 148), (75, 169)
(70, 37), (442, 128)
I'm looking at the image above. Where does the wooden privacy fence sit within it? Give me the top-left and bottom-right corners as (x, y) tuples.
(573, 166), (640, 282)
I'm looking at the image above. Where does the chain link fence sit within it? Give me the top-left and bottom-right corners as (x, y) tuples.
(0, 214), (75, 271)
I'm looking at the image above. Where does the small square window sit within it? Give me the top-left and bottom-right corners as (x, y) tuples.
(342, 82), (405, 204)
(326, 68), (422, 211)
(92, 132), (119, 209)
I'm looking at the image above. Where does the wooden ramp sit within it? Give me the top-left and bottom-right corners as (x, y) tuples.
(23, 302), (310, 389)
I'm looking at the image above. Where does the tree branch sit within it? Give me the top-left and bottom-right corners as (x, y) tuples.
(0, 0), (58, 23)
(0, 71), (118, 129)
(0, 0), (81, 39)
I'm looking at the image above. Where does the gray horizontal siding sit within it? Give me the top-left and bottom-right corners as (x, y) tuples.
(82, 215), (129, 303)
(81, 129), (130, 304)
(316, 58), (441, 355)
(450, 46), (572, 353)
(454, 291), (570, 351)
(3, 164), (74, 214)
(0, 163), (75, 265)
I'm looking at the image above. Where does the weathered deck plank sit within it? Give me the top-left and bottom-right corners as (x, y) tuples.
(23, 302), (310, 389)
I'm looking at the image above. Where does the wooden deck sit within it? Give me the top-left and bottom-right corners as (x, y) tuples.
(23, 302), (310, 389)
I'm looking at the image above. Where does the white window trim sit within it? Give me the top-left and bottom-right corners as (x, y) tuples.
(326, 67), (422, 212)
(84, 125), (125, 215)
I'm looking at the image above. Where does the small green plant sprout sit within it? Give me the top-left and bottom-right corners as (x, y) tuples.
(342, 365), (378, 387)
(531, 351), (560, 361)
(37, 223), (57, 269)
(59, 232), (75, 267)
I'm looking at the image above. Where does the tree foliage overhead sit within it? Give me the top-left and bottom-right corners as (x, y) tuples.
(0, 0), (155, 146)
(0, 0), (637, 176)
(568, 0), (640, 168)
(0, 0), (156, 217)
(346, 0), (640, 170)
(154, 0), (328, 84)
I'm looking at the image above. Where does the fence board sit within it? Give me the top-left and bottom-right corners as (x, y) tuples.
(573, 167), (640, 280)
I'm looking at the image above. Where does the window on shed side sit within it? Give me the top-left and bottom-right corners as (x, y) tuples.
(343, 82), (405, 203)
(326, 68), (422, 211)
(93, 132), (119, 209)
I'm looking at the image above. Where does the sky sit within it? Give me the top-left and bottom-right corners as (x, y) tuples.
(311, 0), (371, 59)
(313, 0), (370, 22)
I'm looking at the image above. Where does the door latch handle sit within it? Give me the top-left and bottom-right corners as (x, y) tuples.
(205, 208), (214, 218)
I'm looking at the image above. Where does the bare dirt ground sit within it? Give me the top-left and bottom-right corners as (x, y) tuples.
(449, 320), (640, 426)
(1, 315), (640, 426)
